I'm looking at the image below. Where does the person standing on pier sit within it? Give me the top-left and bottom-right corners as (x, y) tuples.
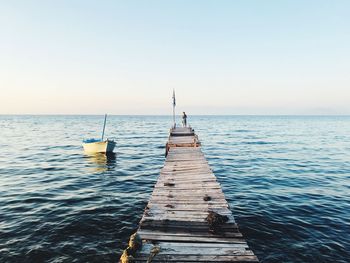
(182, 112), (187, 127)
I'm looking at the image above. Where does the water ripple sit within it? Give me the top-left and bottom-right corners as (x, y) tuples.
(0, 115), (350, 262)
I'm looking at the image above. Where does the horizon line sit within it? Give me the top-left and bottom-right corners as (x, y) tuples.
(1, 114), (350, 117)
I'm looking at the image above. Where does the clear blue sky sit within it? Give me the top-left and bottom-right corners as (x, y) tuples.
(1, 0), (349, 115)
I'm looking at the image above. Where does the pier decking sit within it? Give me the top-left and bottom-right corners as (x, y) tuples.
(120, 127), (258, 263)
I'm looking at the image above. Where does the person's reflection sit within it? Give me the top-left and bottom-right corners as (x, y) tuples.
(86, 152), (116, 172)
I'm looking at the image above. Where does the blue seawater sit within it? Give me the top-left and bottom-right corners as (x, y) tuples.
(0, 115), (349, 263)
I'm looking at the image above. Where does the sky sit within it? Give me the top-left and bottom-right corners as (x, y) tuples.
(0, 0), (349, 115)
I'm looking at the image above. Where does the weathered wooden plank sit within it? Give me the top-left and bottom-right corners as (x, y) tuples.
(154, 185), (221, 190)
(148, 202), (229, 207)
(138, 233), (246, 243)
(161, 170), (211, 173)
(134, 255), (258, 262)
(138, 230), (242, 239)
(160, 173), (214, 178)
(155, 180), (220, 186)
(146, 207), (231, 213)
(139, 243), (251, 255)
(145, 208), (231, 215)
(138, 230), (243, 238)
(150, 192), (226, 198)
(141, 217), (235, 224)
(143, 213), (232, 221)
(139, 222), (239, 232)
(156, 179), (218, 185)
(150, 194), (226, 200)
(154, 186), (222, 191)
(142, 241), (248, 248)
(147, 203), (230, 210)
(151, 192), (224, 198)
(140, 219), (241, 230)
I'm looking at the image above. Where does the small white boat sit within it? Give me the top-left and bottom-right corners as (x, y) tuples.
(83, 114), (116, 153)
(83, 138), (116, 153)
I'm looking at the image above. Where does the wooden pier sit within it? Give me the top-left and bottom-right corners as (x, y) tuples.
(120, 127), (258, 263)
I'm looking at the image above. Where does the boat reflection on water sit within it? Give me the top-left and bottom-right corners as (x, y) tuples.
(85, 152), (117, 172)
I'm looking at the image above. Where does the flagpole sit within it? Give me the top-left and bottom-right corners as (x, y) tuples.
(172, 90), (176, 128)
(173, 103), (175, 128)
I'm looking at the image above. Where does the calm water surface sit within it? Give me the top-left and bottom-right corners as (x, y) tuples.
(0, 115), (349, 263)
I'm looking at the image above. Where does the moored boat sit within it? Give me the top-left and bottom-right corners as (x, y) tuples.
(82, 114), (116, 153)
(82, 138), (116, 153)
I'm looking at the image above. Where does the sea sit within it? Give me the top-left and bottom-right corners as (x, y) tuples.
(0, 115), (349, 263)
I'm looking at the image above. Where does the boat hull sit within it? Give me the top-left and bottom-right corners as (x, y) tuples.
(83, 140), (116, 153)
